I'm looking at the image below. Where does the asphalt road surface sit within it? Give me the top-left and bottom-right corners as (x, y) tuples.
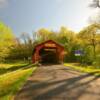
(14, 64), (100, 100)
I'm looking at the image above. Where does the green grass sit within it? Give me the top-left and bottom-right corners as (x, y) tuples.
(64, 63), (100, 76)
(0, 61), (29, 69)
(0, 62), (37, 100)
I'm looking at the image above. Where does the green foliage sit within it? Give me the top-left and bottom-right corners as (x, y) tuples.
(0, 22), (15, 62)
(93, 55), (100, 68)
(0, 22), (100, 68)
(78, 24), (100, 66)
(36, 28), (59, 43)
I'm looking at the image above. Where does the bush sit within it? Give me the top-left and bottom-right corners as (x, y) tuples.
(93, 55), (100, 68)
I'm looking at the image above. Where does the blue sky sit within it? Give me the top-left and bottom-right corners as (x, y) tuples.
(0, 0), (93, 36)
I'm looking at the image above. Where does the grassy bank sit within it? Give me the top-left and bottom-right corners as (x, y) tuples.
(64, 63), (100, 76)
(0, 62), (37, 100)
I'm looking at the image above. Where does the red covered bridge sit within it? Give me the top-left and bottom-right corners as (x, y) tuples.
(32, 40), (65, 64)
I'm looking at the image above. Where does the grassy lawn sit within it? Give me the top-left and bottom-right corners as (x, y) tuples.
(0, 62), (37, 100)
(64, 63), (100, 76)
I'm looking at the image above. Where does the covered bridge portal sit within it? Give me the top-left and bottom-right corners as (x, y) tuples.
(32, 40), (65, 64)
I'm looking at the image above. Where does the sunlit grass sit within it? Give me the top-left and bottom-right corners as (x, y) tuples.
(64, 63), (100, 76)
(0, 62), (37, 100)
(0, 61), (28, 69)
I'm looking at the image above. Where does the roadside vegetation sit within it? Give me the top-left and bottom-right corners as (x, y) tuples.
(64, 63), (100, 76)
(0, 62), (37, 100)
(0, 22), (100, 67)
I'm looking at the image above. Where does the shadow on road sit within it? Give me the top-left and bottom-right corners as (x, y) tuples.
(15, 70), (100, 100)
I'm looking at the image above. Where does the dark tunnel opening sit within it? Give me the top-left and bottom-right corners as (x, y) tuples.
(39, 48), (59, 64)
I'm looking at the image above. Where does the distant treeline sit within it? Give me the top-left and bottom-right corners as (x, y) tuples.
(0, 22), (100, 67)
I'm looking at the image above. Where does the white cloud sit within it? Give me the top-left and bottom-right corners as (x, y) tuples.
(0, 0), (8, 8)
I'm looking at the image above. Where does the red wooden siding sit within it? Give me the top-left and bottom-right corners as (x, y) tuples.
(32, 40), (65, 63)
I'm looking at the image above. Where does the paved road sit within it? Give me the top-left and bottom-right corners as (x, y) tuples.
(14, 64), (100, 100)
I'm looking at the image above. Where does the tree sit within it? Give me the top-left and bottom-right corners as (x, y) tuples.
(78, 24), (100, 63)
(37, 28), (58, 42)
(58, 27), (76, 50)
(89, 0), (100, 8)
(0, 22), (15, 62)
(89, 0), (100, 24)
(58, 27), (78, 62)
